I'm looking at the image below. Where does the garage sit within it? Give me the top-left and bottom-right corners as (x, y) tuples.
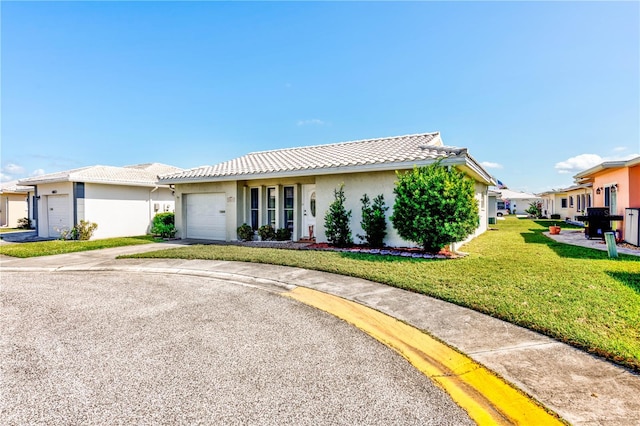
(47, 194), (70, 238)
(185, 193), (227, 240)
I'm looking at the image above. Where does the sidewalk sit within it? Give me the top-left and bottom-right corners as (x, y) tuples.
(544, 228), (640, 257)
(2, 243), (639, 425)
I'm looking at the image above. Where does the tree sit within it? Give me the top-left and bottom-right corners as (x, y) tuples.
(358, 194), (388, 248)
(324, 184), (352, 247)
(525, 201), (543, 218)
(390, 161), (479, 253)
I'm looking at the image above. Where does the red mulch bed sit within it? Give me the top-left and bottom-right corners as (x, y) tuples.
(305, 243), (460, 259)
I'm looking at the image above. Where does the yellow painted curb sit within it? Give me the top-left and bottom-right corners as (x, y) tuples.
(284, 286), (564, 426)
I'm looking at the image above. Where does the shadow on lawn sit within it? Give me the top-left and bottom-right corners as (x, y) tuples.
(532, 220), (584, 230)
(607, 272), (640, 294)
(521, 230), (618, 260)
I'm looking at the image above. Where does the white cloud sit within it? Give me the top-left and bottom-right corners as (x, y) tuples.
(555, 152), (640, 175)
(297, 119), (326, 126)
(554, 154), (603, 174)
(2, 163), (25, 175)
(613, 146), (627, 152)
(481, 161), (503, 169)
(30, 169), (46, 177)
(1, 173), (13, 182)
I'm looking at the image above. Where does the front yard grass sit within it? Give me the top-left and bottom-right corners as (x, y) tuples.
(0, 235), (158, 258)
(0, 228), (23, 233)
(124, 217), (640, 371)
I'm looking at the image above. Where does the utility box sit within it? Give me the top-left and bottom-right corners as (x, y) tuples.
(625, 208), (640, 246)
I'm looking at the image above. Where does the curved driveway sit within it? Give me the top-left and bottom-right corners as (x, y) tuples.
(2, 270), (472, 425)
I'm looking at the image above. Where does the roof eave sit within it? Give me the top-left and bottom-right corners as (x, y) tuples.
(19, 176), (170, 188)
(160, 156), (485, 185)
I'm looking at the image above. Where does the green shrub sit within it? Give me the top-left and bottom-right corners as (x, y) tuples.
(275, 227), (292, 241)
(17, 217), (32, 229)
(258, 224), (276, 241)
(358, 194), (388, 248)
(390, 161), (479, 253)
(526, 201), (543, 218)
(237, 223), (254, 241)
(324, 184), (352, 247)
(150, 212), (176, 238)
(60, 220), (98, 241)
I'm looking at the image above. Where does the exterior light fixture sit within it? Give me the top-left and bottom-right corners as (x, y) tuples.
(596, 187), (601, 195)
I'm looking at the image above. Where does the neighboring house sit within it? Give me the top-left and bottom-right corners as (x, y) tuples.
(496, 189), (541, 215)
(159, 132), (495, 250)
(19, 163), (182, 239)
(538, 184), (592, 220)
(573, 156), (640, 241)
(0, 181), (34, 228)
(487, 190), (500, 223)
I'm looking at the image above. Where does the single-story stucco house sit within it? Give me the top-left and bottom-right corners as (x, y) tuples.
(0, 181), (34, 228)
(19, 163), (182, 239)
(495, 189), (542, 216)
(538, 184), (592, 220)
(159, 132), (495, 249)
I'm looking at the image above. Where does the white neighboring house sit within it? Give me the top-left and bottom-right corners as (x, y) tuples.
(19, 163), (182, 239)
(159, 132), (495, 250)
(496, 189), (542, 215)
(0, 181), (34, 228)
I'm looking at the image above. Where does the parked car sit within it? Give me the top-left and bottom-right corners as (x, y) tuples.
(497, 209), (510, 217)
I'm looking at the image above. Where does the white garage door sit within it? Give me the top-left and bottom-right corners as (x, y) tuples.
(47, 195), (70, 238)
(186, 193), (227, 240)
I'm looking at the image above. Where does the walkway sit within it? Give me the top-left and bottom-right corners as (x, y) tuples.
(544, 228), (640, 257)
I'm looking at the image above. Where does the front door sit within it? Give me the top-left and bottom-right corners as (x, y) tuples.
(301, 184), (316, 239)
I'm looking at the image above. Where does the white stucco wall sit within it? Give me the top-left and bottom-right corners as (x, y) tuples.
(316, 170), (489, 249)
(34, 182), (175, 239)
(84, 184), (175, 239)
(315, 170), (407, 246)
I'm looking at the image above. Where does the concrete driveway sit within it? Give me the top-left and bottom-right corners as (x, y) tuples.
(1, 270), (473, 425)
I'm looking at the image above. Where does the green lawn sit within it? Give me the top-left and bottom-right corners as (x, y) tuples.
(0, 235), (158, 258)
(0, 228), (24, 233)
(125, 217), (640, 371)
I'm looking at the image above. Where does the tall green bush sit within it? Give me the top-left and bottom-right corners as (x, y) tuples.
(391, 161), (479, 253)
(358, 194), (388, 248)
(324, 184), (352, 247)
(150, 212), (176, 238)
(526, 201), (543, 218)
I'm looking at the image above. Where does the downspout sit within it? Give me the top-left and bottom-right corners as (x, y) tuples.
(149, 186), (159, 231)
(34, 186), (39, 235)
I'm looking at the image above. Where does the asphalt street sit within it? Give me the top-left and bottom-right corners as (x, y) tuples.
(1, 270), (473, 425)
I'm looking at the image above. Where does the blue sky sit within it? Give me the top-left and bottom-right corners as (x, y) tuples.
(2, 1), (638, 193)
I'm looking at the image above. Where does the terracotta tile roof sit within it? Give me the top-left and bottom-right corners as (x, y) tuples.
(160, 132), (468, 182)
(18, 163), (183, 187)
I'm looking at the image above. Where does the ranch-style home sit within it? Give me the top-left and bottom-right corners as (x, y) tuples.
(19, 163), (182, 239)
(159, 132), (495, 249)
